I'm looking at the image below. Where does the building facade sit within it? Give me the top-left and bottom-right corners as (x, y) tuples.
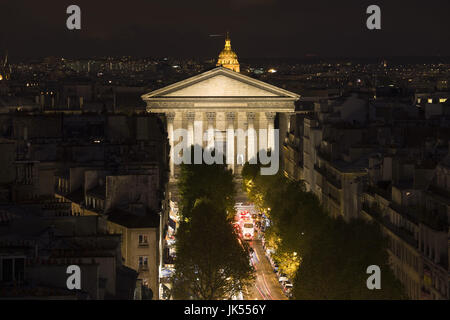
(142, 66), (299, 188)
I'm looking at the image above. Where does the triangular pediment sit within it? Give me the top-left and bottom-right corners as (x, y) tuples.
(141, 67), (300, 100)
(165, 74), (279, 97)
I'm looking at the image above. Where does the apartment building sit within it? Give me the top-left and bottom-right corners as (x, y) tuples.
(285, 92), (450, 299)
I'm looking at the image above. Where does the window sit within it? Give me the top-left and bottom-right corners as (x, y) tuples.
(139, 234), (148, 246)
(2, 259), (13, 282)
(1, 258), (24, 282)
(139, 256), (148, 269)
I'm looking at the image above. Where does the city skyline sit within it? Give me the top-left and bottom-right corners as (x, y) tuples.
(0, 0), (449, 303)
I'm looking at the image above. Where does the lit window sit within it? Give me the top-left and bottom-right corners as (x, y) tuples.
(139, 234), (148, 245)
(139, 256), (148, 268)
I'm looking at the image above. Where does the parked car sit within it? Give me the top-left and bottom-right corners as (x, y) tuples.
(284, 287), (293, 298)
(265, 248), (274, 257)
(278, 274), (289, 283)
(273, 263), (279, 273)
(282, 280), (293, 291)
(231, 291), (244, 300)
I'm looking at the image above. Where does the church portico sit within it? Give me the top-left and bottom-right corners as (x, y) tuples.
(142, 35), (299, 215)
(147, 108), (292, 178)
(142, 67), (299, 182)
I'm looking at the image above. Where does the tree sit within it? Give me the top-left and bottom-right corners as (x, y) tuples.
(178, 147), (236, 219)
(293, 217), (406, 299)
(173, 151), (254, 299)
(242, 162), (406, 299)
(172, 199), (254, 299)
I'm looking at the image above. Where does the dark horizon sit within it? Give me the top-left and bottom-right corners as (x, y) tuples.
(1, 0), (450, 61)
(6, 55), (450, 65)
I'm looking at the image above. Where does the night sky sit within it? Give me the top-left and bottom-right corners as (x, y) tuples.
(1, 0), (450, 60)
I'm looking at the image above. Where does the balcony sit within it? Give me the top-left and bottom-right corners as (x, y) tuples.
(389, 202), (421, 225)
(362, 202), (418, 248)
(328, 192), (341, 206)
(314, 165), (342, 189)
(427, 184), (450, 204)
(366, 183), (392, 201)
(316, 149), (332, 162)
(362, 202), (382, 219)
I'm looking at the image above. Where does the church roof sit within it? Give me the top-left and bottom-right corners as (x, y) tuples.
(141, 67), (300, 101)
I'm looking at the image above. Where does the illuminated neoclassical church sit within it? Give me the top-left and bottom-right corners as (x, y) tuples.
(142, 33), (299, 203)
(216, 32), (240, 73)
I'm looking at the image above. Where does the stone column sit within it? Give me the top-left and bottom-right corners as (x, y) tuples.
(194, 113), (203, 148)
(247, 112), (257, 162)
(236, 112), (246, 166)
(226, 112), (236, 172)
(185, 112), (195, 147)
(266, 112), (276, 151)
(206, 112), (216, 149)
(166, 112), (175, 178)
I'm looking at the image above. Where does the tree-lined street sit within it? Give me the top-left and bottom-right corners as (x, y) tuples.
(245, 240), (287, 300)
(172, 154), (254, 300)
(242, 162), (407, 300)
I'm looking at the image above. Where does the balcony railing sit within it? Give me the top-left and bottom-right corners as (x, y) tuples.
(316, 149), (333, 162)
(389, 202), (421, 225)
(366, 184), (392, 201)
(362, 202), (418, 248)
(427, 184), (450, 202)
(314, 165), (342, 189)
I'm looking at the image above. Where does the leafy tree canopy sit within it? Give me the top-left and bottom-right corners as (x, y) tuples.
(172, 198), (254, 300)
(242, 162), (406, 300)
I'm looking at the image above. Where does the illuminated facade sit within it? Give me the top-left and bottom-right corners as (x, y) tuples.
(142, 66), (299, 179)
(216, 33), (240, 73)
(143, 40), (299, 298)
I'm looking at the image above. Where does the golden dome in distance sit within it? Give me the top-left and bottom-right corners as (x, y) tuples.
(216, 32), (240, 72)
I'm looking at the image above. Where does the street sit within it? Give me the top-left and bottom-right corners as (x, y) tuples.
(244, 239), (288, 300)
